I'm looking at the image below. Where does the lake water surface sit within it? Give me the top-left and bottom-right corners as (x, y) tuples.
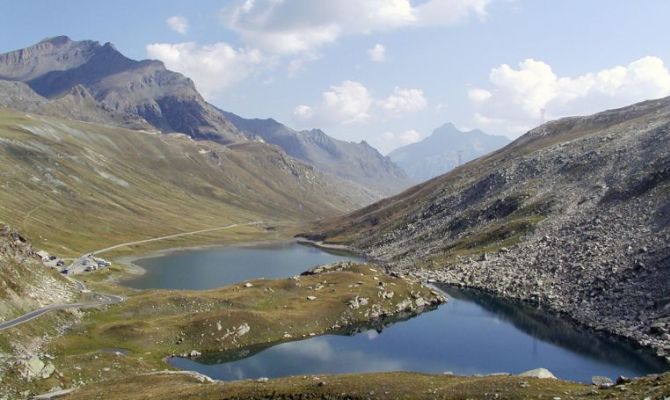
(125, 242), (668, 382)
(125, 242), (363, 290)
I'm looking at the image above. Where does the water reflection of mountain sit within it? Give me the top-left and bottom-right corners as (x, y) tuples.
(441, 285), (667, 373)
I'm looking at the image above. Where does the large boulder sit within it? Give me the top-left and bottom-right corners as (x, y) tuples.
(518, 368), (557, 379)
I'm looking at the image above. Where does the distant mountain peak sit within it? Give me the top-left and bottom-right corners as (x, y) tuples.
(38, 35), (73, 45)
(389, 123), (510, 182)
(437, 122), (458, 131)
(221, 111), (412, 197)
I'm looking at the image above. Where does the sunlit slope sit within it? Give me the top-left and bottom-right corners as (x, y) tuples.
(0, 109), (372, 255)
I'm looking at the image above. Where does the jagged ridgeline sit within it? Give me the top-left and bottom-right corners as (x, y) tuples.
(0, 36), (411, 199)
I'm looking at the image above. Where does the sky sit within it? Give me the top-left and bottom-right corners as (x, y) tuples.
(1, 0), (670, 154)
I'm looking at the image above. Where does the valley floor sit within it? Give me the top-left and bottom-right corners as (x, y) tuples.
(1, 227), (668, 399)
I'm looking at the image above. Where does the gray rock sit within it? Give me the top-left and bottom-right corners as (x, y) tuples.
(18, 356), (45, 380)
(591, 376), (614, 388)
(39, 362), (55, 379)
(236, 323), (250, 336)
(518, 368), (557, 379)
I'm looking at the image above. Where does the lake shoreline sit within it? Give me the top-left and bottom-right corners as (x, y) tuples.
(112, 239), (300, 284)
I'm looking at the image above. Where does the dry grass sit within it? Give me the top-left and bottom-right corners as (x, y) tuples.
(62, 370), (670, 400)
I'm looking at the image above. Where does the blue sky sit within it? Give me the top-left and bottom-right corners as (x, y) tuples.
(2, 0), (670, 153)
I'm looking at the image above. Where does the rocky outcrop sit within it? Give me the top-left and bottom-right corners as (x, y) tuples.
(0, 225), (76, 322)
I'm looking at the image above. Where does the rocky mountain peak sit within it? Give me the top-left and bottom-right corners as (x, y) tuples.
(0, 36), (245, 143)
(38, 35), (73, 46)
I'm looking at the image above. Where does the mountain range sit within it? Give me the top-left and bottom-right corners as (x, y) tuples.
(0, 36), (411, 198)
(222, 111), (412, 195)
(388, 123), (510, 182)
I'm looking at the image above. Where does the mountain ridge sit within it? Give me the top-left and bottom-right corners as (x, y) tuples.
(221, 110), (412, 197)
(305, 96), (670, 358)
(0, 36), (409, 198)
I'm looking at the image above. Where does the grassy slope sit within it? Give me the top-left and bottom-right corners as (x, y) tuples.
(0, 108), (371, 257)
(2, 264), (442, 395)
(63, 370), (670, 400)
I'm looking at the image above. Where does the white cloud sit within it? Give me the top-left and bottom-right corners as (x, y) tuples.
(293, 80), (372, 126)
(368, 44), (386, 62)
(468, 87), (492, 103)
(373, 129), (423, 154)
(146, 42), (263, 99)
(221, 0), (490, 55)
(470, 56), (670, 136)
(377, 87), (427, 115)
(293, 82), (427, 127)
(415, 0), (489, 26)
(166, 16), (189, 35)
(151, 1), (490, 94)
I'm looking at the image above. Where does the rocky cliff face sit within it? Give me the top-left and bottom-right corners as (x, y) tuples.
(0, 36), (244, 143)
(222, 111), (413, 197)
(307, 96), (670, 359)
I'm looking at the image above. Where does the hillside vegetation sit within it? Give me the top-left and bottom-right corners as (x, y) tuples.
(58, 369), (670, 400)
(0, 109), (373, 256)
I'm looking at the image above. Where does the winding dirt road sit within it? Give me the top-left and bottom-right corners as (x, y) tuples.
(0, 222), (263, 332)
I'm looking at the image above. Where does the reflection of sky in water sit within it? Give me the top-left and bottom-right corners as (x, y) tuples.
(174, 336), (406, 380)
(171, 288), (668, 383)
